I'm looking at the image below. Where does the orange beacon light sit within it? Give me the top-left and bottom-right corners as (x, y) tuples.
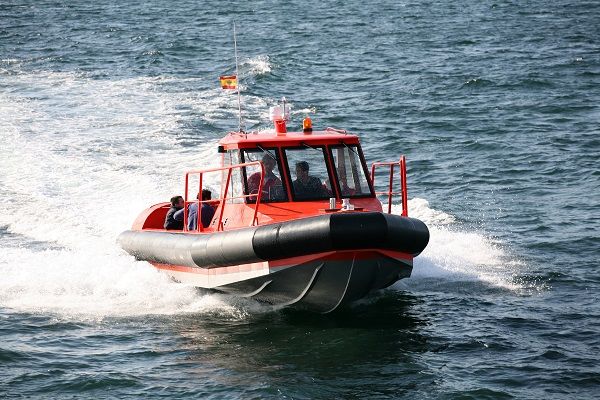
(303, 116), (313, 133)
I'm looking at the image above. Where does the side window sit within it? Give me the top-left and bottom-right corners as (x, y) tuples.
(241, 148), (288, 202)
(225, 150), (244, 204)
(330, 145), (373, 197)
(284, 147), (333, 201)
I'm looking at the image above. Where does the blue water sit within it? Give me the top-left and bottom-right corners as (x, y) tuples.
(1, 0), (599, 398)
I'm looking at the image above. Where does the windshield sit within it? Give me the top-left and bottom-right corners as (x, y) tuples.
(284, 146), (333, 201)
(330, 145), (373, 197)
(241, 148), (287, 202)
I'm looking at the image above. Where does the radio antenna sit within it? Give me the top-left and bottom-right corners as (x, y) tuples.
(233, 22), (244, 134)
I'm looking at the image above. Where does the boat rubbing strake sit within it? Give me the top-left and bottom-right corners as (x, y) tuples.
(118, 104), (429, 313)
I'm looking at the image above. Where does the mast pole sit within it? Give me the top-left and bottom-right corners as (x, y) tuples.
(233, 22), (243, 133)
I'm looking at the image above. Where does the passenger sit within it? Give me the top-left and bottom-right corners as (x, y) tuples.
(188, 189), (216, 230)
(164, 195), (184, 230)
(293, 161), (326, 199)
(247, 154), (283, 200)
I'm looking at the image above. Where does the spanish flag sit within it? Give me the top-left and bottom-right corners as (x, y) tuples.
(219, 75), (237, 90)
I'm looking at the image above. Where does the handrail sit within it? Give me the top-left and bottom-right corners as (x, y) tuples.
(325, 127), (348, 134)
(183, 161), (264, 232)
(370, 156), (408, 216)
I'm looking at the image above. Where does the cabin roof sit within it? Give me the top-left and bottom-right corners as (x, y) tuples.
(219, 129), (361, 148)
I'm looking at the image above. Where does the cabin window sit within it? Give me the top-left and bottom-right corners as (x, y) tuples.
(241, 148), (288, 202)
(283, 146), (334, 201)
(330, 145), (373, 198)
(225, 150), (245, 204)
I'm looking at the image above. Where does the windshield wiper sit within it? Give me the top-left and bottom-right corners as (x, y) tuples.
(256, 145), (277, 160)
(341, 142), (360, 158)
(301, 142), (321, 152)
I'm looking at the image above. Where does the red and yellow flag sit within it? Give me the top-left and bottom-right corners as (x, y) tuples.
(219, 75), (237, 90)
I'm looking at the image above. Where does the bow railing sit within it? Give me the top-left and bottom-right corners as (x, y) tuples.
(370, 156), (408, 216)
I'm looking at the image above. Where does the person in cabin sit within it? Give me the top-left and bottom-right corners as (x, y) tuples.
(187, 189), (216, 230)
(293, 161), (326, 199)
(247, 154), (283, 200)
(164, 195), (185, 230)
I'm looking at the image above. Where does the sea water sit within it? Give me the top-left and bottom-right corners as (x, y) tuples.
(1, 0), (599, 398)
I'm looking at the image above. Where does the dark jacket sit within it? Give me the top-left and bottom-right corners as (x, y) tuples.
(164, 206), (184, 230)
(201, 203), (216, 229)
(293, 176), (326, 200)
(187, 203), (216, 230)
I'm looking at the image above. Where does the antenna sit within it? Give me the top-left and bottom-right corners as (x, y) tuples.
(233, 22), (243, 134)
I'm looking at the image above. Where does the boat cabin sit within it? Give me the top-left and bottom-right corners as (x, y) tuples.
(133, 114), (407, 232)
(220, 129), (374, 201)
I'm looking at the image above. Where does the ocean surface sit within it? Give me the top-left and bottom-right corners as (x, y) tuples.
(1, 0), (599, 398)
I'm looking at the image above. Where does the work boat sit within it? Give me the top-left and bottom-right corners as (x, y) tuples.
(118, 105), (429, 313)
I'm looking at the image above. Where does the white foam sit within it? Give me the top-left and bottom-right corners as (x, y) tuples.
(405, 198), (456, 225)
(291, 107), (318, 116)
(0, 71), (266, 319)
(244, 55), (272, 76)
(394, 198), (525, 291)
(0, 246), (271, 320)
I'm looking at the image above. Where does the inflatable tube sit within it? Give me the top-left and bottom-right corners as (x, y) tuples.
(117, 212), (429, 269)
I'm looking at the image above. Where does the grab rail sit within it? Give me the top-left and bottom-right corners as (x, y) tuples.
(370, 156), (408, 216)
(184, 161), (264, 232)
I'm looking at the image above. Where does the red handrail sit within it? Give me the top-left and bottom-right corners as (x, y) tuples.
(370, 156), (408, 216)
(183, 161), (264, 232)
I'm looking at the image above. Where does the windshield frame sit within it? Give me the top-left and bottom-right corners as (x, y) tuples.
(240, 147), (289, 203)
(328, 144), (375, 199)
(282, 145), (336, 202)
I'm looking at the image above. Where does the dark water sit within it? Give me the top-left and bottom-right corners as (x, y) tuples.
(1, 0), (599, 398)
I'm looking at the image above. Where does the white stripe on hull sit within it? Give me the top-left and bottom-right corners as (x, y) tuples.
(165, 262), (270, 288)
